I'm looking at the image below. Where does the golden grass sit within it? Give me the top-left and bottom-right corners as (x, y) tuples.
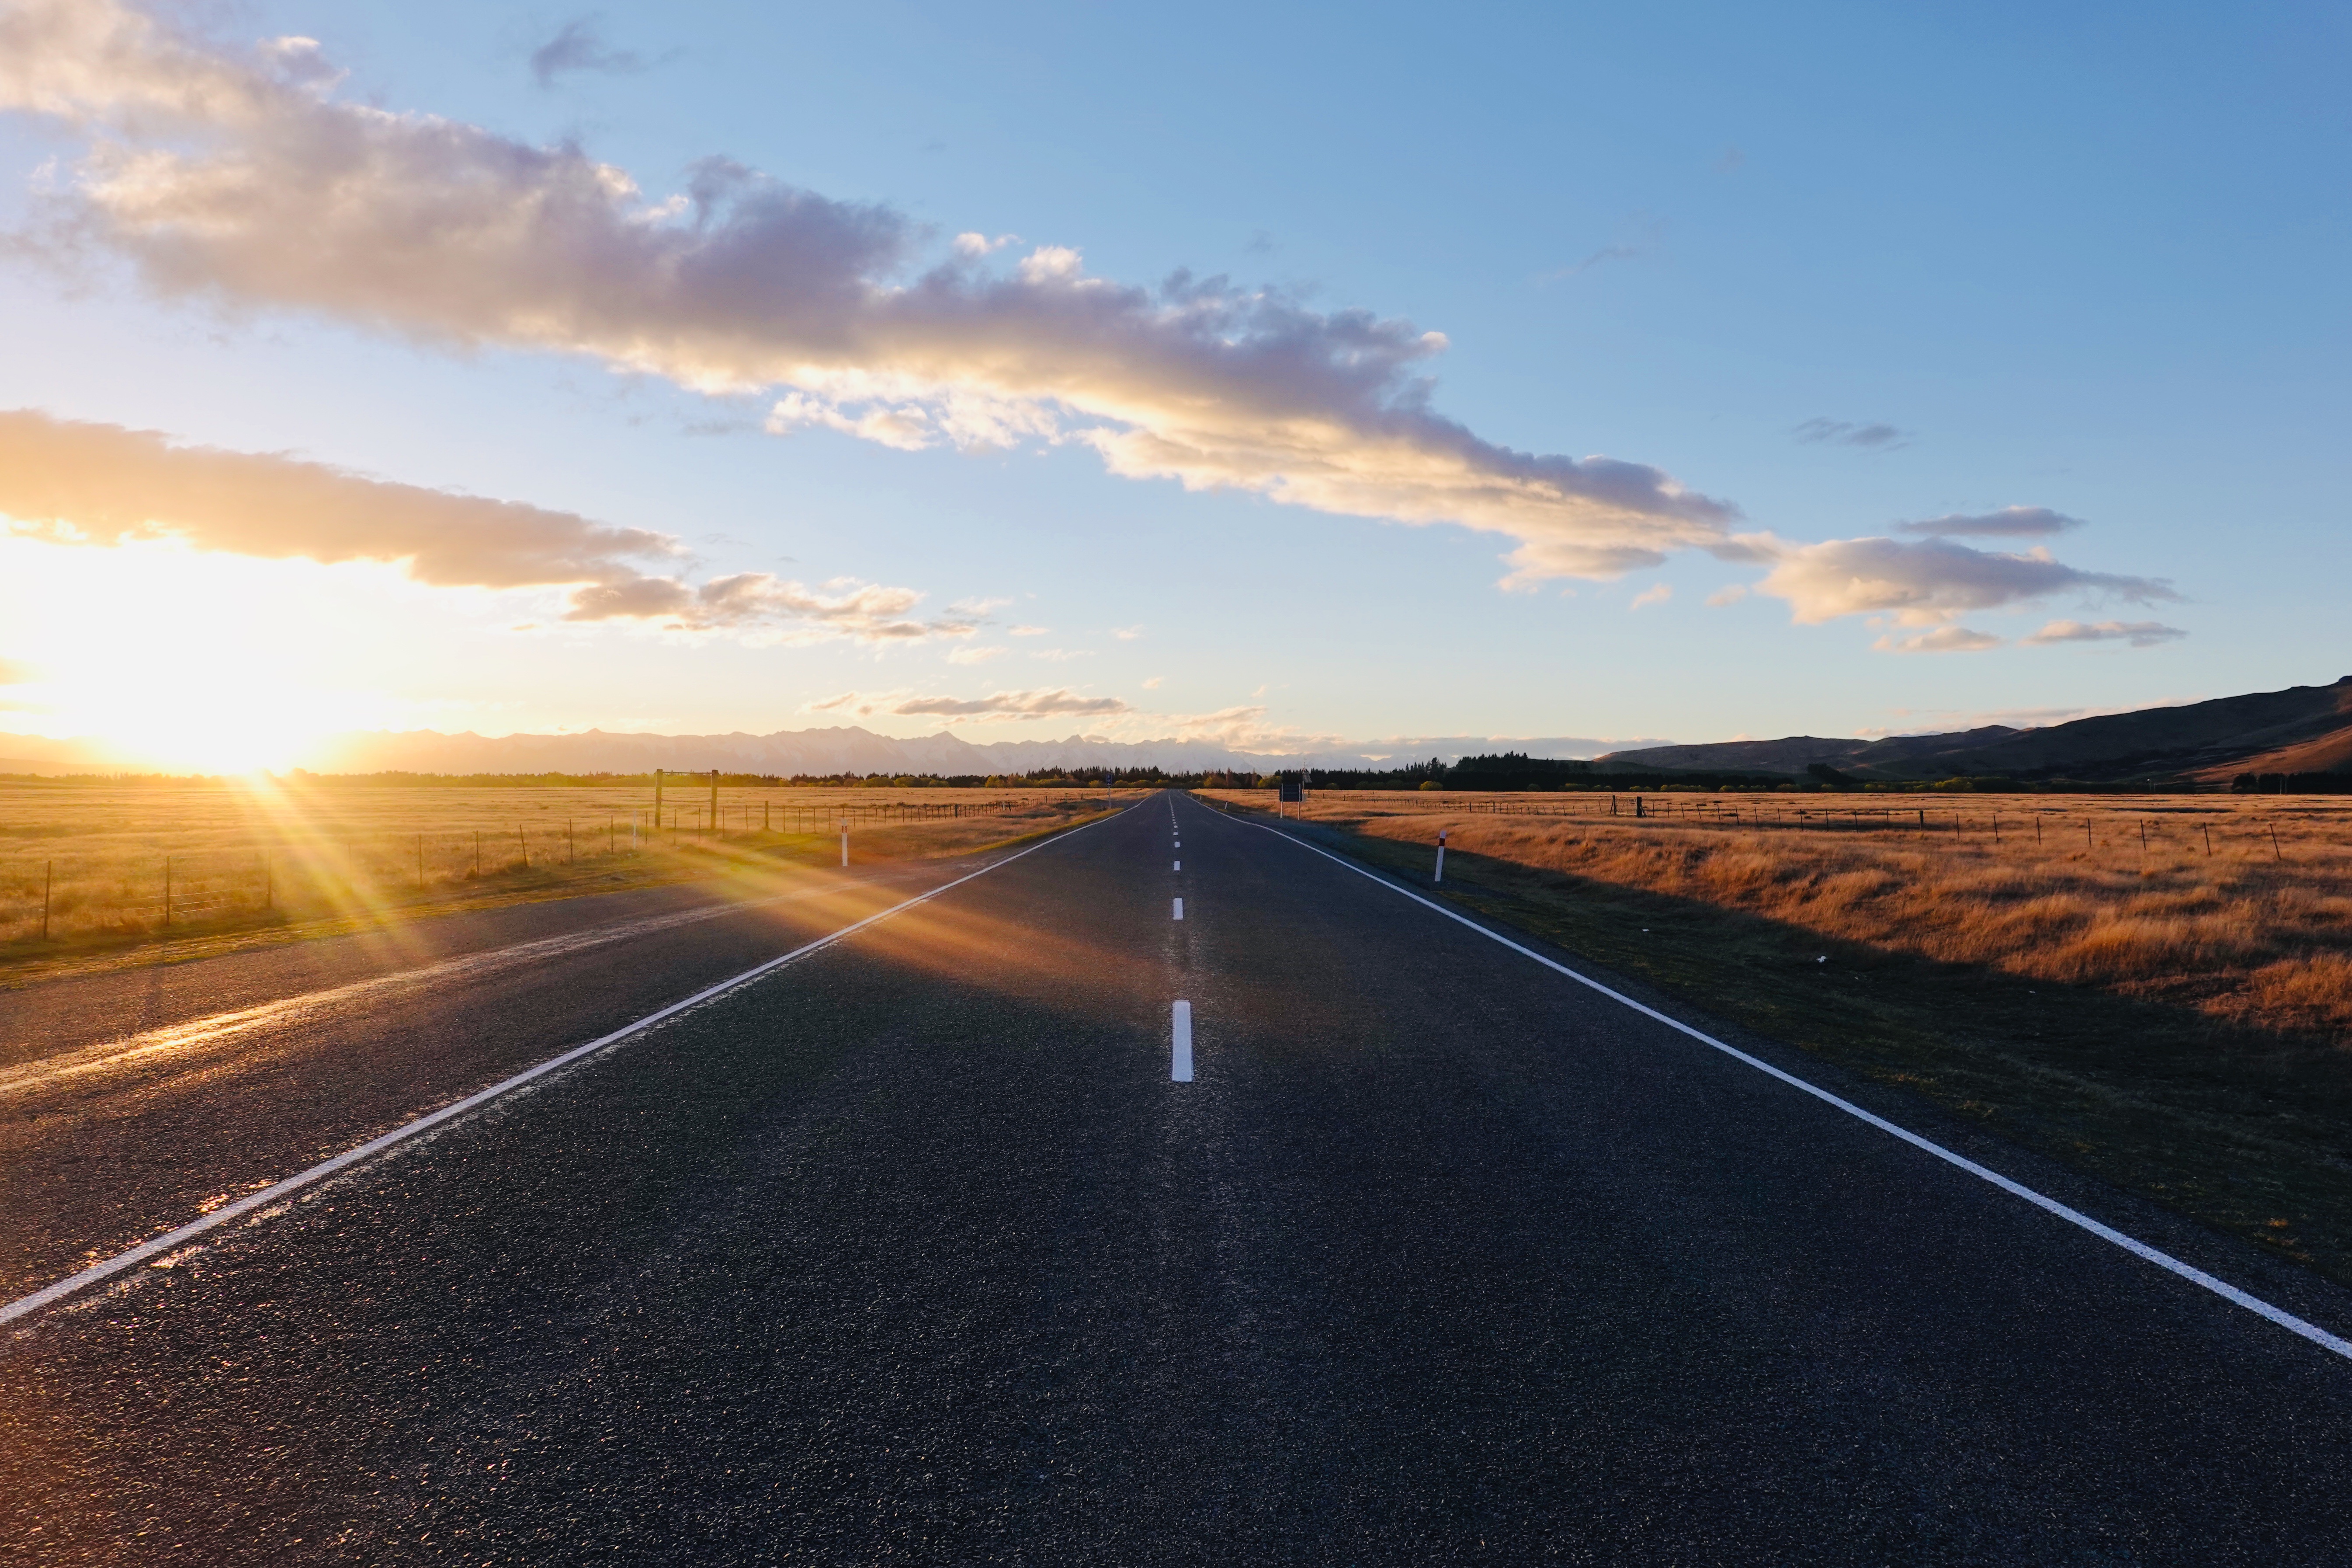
(0, 778), (1126, 971)
(1204, 789), (2352, 1043)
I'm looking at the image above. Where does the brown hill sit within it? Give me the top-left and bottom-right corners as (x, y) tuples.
(1601, 676), (2352, 783)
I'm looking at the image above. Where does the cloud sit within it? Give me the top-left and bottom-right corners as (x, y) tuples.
(1894, 506), (2085, 539)
(2022, 619), (2189, 648)
(946, 644), (1007, 663)
(1745, 534), (2179, 627)
(1874, 625), (2003, 654)
(1793, 418), (1910, 450)
(3, 0), (1735, 585)
(0, 408), (964, 641)
(1141, 676), (1163, 689)
(1009, 625), (1050, 636)
(0, 656), (37, 683)
(1028, 647), (1092, 661)
(529, 17), (651, 87)
(809, 687), (1132, 723)
(1540, 216), (1665, 284)
(562, 572), (973, 639)
(1704, 584), (1747, 606)
(0, 407), (673, 586)
(1112, 624), (1143, 640)
(1628, 583), (1672, 611)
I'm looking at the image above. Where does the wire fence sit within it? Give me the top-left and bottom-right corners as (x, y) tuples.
(1, 794), (1112, 946)
(1223, 790), (2316, 861)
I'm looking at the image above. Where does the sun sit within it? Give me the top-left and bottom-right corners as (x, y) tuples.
(3, 534), (419, 775)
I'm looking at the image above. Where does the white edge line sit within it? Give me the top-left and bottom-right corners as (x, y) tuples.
(2, 806), (1127, 1326)
(1211, 799), (2352, 1363)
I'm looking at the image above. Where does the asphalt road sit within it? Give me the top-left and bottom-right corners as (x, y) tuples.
(6, 791), (2352, 1563)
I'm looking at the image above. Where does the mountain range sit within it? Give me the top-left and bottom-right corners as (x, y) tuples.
(8, 675), (2347, 783)
(1599, 675), (2352, 783)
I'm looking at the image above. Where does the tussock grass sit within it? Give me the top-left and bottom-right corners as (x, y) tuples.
(1214, 791), (2352, 1043)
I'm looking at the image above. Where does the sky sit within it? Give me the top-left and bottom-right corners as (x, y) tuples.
(0, 0), (2346, 771)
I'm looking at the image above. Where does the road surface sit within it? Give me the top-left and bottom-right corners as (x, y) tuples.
(4, 791), (2351, 1563)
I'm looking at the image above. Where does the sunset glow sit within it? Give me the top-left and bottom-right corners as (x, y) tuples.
(0, 0), (2341, 766)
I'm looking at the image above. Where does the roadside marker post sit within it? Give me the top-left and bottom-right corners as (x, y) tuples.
(1435, 829), (1447, 885)
(841, 820), (850, 868)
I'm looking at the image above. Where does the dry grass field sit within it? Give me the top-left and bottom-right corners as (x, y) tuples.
(0, 778), (1126, 981)
(1207, 789), (2352, 1043)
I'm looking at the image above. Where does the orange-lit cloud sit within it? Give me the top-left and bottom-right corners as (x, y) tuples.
(0, 408), (968, 641)
(0, 0), (2180, 641)
(4, 0), (1730, 583)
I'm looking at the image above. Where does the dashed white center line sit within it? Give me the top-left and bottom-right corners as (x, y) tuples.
(1173, 897), (1184, 920)
(1171, 999), (1193, 1082)
(1173, 859), (1181, 871)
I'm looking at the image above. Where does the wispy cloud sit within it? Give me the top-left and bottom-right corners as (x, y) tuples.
(528, 16), (655, 88)
(1008, 625), (1051, 637)
(1894, 506), (2084, 538)
(1793, 417), (1910, 451)
(1628, 583), (1672, 611)
(0, 656), (37, 684)
(0, 408), (968, 642)
(946, 644), (1008, 664)
(1742, 533), (2178, 628)
(2022, 619), (2188, 648)
(1539, 216), (1665, 283)
(1874, 625), (2003, 654)
(1112, 624), (1143, 640)
(806, 687), (1131, 723)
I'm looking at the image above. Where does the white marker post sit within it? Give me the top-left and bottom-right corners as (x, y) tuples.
(840, 819), (849, 868)
(1435, 828), (1447, 885)
(1171, 999), (1193, 1082)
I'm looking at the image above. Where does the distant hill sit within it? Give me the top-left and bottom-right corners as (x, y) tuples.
(1600, 676), (2352, 784)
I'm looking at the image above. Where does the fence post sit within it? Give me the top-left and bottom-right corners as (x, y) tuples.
(475, 831), (481, 876)
(520, 827), (529, 869)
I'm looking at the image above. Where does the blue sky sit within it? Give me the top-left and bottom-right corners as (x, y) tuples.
(0, 0), (2345, 768)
